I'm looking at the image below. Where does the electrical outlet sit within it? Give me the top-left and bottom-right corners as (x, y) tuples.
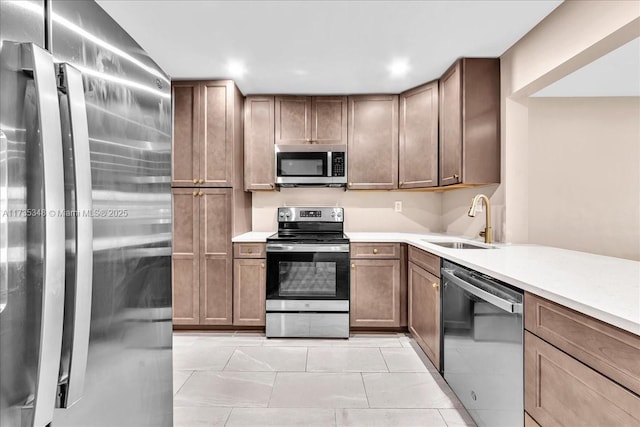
(394, 201), (402, 212)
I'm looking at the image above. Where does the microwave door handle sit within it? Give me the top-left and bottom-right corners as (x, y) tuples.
(21, 42), (66, 427)
(56, 63), (93, 408)
(0, 130), (8, 314)
(327, 151), (332, 177)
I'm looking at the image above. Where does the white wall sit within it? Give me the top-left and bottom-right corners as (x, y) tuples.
(252, 189), (442, 233)
(527, 97), (640, 260)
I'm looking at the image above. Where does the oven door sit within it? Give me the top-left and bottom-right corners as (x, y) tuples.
(266, 243), (349, 300)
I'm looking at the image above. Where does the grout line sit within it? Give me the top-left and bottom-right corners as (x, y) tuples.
(378, 347), (391, 373)
(334, 408), (338, 427)
(223, 407), (234, 427)
(304, 346), (309, 372)
(220, 346), (238, 372)
(360, 372), (372, 409)
(174, 370), (195, 396)
(266, 371), (278, 408)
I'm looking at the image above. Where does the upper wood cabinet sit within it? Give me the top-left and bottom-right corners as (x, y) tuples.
(244, 96), (275, 191)
(275, 96), (347, 145)
(399, 81), (439, 189)
(347, 95), (398, 190)
(439, 58), (500, 186)
(172, 80), (244, 187)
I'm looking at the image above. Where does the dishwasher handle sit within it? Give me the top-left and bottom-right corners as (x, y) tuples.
(442, 268), (523, 314)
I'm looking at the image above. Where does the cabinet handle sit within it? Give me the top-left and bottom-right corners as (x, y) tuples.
(198, 178), (204, 184)
(198, 191), (204, 197)
(193, 178), (198, 184)
(432, 283), (439, 290)
(373, 248), (378, 254)
(260, 262), (265, 268)
(192, 191), (198, 197)
(351, 263), (355, 269)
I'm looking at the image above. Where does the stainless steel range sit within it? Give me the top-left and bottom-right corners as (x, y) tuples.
(266, 207), (350, 338)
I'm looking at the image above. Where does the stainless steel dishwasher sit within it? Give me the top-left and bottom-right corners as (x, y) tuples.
(441, 260), (524, 427)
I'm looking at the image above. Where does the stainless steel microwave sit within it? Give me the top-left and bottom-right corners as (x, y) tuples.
(275, 144), (347, 186)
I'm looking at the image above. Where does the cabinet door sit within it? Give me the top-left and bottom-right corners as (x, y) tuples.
(201, 81), (234, 186)
(275, 96), (312, 144)
(172, 82), (200, 186)
(172, 189), (200, 324)
(408, 262), (440, 368)
(439, 61), (462, 186)
(199, 189), (232, 325)
(525, 332), (640, 426)
(311, 96), (347, 144)
(244, 96), (275, 190)
(233, 259), (266, 326)
(399, 82), (438, 188)
(347, 95), (398, 190)
(350, 259), (400, 327)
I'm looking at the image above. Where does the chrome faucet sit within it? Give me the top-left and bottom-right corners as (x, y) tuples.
(467, 194), (493, 244)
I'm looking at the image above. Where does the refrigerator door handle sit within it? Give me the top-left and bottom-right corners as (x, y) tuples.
(20, 43), (66, 427)
(0, 130), (7, 314)
(56, 63), (93, 408)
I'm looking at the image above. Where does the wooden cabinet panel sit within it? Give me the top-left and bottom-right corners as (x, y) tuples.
(311, 96), (347, 144)
(199, 189), (232, 325)
(172, 83), (200, 187)
(275, 96), (311, 144)
(408, 262), (440, 368)
(524, 412), (541, 427)
(172, 189), (199, 324)
(408, 246), (440, 278)
(439, 62), (462, 186)
(350, 259), (400, 327)
(439, 58), (500, 186)
(525, 293), (640, 395)
(233, 259), (266, 326)
(525, 331), (640, 426)
(233, 243), (266, 259)
(399, 81), (439, 188)
(347, 95), (398, 190)
(202, 81), (234, 187)
(350, 243), (400, 259)
(244, 96), (275, 190)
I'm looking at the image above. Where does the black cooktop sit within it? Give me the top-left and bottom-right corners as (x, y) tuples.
(267, 232), (349, 244)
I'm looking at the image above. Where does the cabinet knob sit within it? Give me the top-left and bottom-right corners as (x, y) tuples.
(306, 138), (311, 142)
(198, 178), (204, 184)
(247, 248), (253, 254)
(198, 191), (204, 197)
(193, 178), (198, 184)
(373, 248), (378, 254)
(432, 283), (439, 290)
(453, 173), (459, 180)
(348, 182), (352, 188)
(399, 181), (404, 186)
(351, 263), (355, 269)
(269, 184), (274, 189)
(192, 191), (198, 197)
(260, 262), (265, 268)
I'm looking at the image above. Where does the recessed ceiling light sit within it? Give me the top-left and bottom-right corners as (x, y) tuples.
(389, 58), (410, 78)
(227, 60), (247, 78)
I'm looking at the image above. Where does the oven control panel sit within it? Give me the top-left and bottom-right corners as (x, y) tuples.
(277, 207), (343, 222)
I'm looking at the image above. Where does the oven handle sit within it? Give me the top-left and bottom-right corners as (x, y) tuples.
(266, 243), (350, 253)
(442, 268), (523, 314)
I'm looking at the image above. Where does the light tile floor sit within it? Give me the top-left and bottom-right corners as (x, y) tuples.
(173, 332), (476, 427)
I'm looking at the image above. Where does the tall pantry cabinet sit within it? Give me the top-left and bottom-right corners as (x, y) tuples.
(172, 80), (251, 326)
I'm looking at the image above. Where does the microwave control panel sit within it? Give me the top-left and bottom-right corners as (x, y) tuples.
(331, 152), (345, 177)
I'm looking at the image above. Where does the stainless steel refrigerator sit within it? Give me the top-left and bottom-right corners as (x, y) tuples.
(0, 1), (173, 426)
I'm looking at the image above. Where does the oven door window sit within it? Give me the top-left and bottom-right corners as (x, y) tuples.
(267, 252), (349, 300)
(279, 261), (336, 297)
(277, 152), (327, 177)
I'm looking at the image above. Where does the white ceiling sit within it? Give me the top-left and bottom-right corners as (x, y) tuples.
(96, 0), (562, 95)
(532, 37), (640, 97)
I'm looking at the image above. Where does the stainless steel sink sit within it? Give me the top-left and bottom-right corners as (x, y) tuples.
(424, 241), (495, 249)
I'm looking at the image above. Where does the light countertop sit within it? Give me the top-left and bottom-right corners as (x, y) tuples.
(232, 231), (640, 335)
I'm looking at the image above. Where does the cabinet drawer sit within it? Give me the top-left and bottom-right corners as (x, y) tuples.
(350, 243), (400, 259)
(525, 293), (640, 395)
(525, 332), (640, 426)
(233, 243), (266, 259)
(408, 246), (440, 277)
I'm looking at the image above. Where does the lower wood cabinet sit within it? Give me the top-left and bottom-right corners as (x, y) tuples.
(172, 188), (237, 326)
(408, 261), (440, 369)
(233, 244), (266, 327)
(350, 243), (401, 328)
(525, 331), (640, 426)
